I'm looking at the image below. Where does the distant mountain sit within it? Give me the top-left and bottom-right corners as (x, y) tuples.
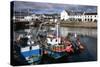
(13, 1), (97, 14)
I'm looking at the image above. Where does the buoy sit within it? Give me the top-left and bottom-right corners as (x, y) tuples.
(79, 44), (85, 50)
(44, 50), (48, 54)
(65, 45), (74, 53)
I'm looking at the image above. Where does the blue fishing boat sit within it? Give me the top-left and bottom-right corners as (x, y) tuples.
(21, 45), (41, 64)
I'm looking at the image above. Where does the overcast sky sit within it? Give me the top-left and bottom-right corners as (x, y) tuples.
(13, 1), (97, 14)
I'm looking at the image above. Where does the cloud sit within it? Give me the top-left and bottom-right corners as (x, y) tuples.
(13, 1), (97, 14)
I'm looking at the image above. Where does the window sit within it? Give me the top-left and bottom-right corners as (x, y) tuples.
(94, 19), (97, 22)
(90, 19), (92, 22)
(56, 39), (57, 42)
(88, 19), (89, 21)
(85, 19), (87, 21)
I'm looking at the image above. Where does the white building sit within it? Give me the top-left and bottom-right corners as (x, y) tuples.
(24, 14), (40, 21)
(82, 13), (97, 22)
(24, 16), (33, 21)
(60, 10), (97, 22)
(60, 10), (69, 20)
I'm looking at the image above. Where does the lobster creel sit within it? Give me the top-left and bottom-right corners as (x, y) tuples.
(50, 45), (65, 52)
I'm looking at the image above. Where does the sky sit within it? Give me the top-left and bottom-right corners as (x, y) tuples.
(13, 1), (97, 14)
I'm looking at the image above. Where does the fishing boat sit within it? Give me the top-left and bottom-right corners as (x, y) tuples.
(21, 45), (41, 64)
(18, 21), (85, 63)
(18, 30), (42, 64)
(42, 23), (85, 59)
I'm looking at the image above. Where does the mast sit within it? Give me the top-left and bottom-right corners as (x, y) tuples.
(56, 22), (59, 45)
(55, 21), (60, 46)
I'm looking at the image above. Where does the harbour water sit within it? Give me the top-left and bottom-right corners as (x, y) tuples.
(60, 27), (97, 38)
(13, 26), (97, 65)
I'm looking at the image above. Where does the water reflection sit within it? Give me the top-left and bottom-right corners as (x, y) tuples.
(60, 27), (97, 38)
